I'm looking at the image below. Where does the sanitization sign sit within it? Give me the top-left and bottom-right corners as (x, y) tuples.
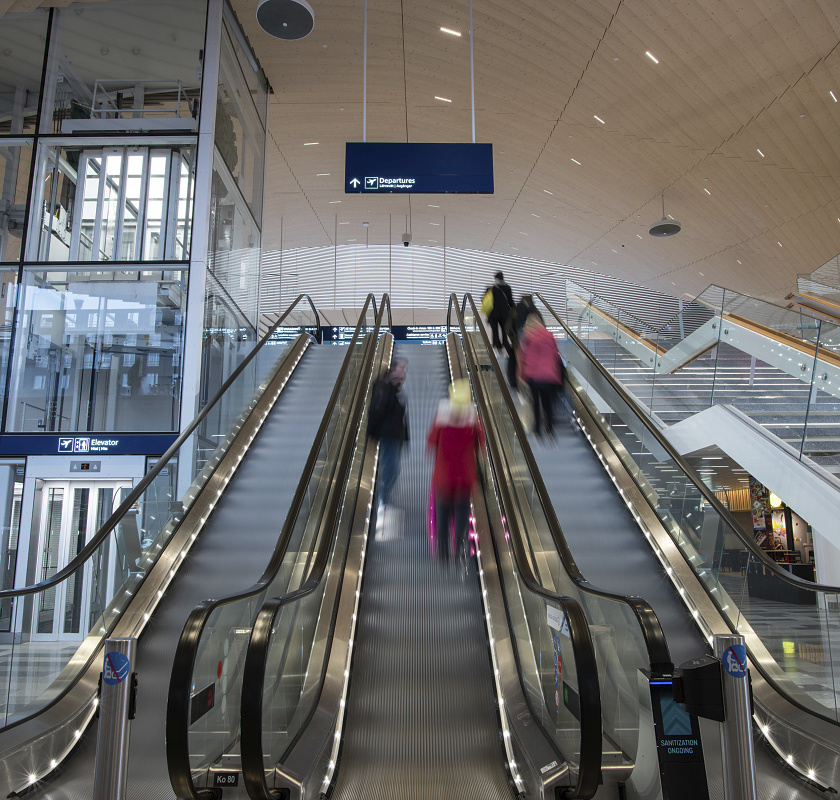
(345, 142), (494, 194)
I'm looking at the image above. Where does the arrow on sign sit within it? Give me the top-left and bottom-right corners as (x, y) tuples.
(349, 178), (361, 187)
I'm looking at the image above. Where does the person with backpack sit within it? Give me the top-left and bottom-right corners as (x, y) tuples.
(488, 271), (514, 352)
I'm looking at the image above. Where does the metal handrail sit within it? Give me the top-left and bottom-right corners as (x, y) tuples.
(0, 294), (322, 600)
(239, 297), (389, 800)
(537, 292), (840, 594)
(448, 302), (602, 798)
(451, 293), (674, 673)
(167, 294), (378, 800)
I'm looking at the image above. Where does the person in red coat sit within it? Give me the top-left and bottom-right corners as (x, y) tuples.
(426, 380), (485, 566)
(518, 315), (563, 437)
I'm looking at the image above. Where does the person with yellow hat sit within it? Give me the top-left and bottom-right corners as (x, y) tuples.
(426, 379), (485, 573)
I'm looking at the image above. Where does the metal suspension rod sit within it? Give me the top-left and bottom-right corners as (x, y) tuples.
(470, 0), (475, 143)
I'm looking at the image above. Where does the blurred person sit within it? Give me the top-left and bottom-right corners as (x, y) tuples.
(427, 379), (485, 570)
(518, 315), (563, 438)
(488, 271), (514, 352)
(368, 359), (409, 511)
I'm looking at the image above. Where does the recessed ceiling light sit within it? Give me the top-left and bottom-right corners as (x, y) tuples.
(339, 221), (349, 224)
(831, 90), (838, 102)
(435, 96), (452, 103)
(429, 204), (440, 208)
(440, 27), (461, 36)
(637, 234), (643, 239)
(737, 259), (741, 264)
(329, 200), (341, 203)
(430, 222), (440, 226)
(704, 188), (711, 194)
(571, 158), (581, 165)
(756, 148), (765, 157)
(304, 142), (319, 145)
(531, 213), (540, 217)
(593, 115), (605, 124)
(543, 189), (553, 195)
(645, 51), (659, 64)
(317, 173), (330, 176)
(777, 241), (783, 247)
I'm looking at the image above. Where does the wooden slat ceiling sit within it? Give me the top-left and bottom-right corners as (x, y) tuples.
(11, 1), (840, 302)
(0, 0), (108, 15)
(232, 0), (840, 302)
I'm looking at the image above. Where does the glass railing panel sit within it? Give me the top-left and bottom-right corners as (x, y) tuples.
(184, 333), (368, 777)
(465, 324), (651, 764)
(0, 309), (316, 728)
(479, 475), (584, 773)
(257, 347), (372, 775)
(556, 319), (840, 722)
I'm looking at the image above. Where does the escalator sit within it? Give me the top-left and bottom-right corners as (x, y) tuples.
(475, 288), (840, 795)
(162, 295), (686, 800)
(0, 295), (354, 798)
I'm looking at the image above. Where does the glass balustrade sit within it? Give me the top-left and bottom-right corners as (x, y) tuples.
(541, 294), (840, 723)
(184, 324), (370, 779)
(460, 299), (655, 770)
(0, 298), (319, 728)
(562, 280), (840, 470)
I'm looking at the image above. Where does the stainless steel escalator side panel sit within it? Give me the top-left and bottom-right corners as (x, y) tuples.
(274, 335), (392, 800)
(0, 335), (312, 797)
(568, 377), (840, 792)
(446, 332), (574, 798)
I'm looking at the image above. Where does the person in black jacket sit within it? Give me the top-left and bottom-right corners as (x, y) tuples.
(368, 359), (409, 510)
(489, 271), (514, 351)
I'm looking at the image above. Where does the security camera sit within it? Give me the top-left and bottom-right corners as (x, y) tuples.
(402, 232), (411, 247)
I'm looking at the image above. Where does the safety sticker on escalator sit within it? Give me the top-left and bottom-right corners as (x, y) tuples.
(722, 644), (747, 678)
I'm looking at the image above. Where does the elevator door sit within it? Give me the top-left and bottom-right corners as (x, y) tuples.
(33, 480), (131, 641)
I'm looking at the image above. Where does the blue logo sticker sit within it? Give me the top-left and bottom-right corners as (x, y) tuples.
(723, 644), (748, 678)
(103, 651), (130, 685)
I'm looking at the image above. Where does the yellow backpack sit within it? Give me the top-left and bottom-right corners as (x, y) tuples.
(480, 288), (494, 316)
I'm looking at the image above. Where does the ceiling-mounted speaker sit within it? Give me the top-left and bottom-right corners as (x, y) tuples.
(257, 0), (315, 40)
(649, 193), (682, 237)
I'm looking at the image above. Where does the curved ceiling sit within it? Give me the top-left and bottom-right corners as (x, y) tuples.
(232, 0), (840, 302)
(14, 0), (840, 302)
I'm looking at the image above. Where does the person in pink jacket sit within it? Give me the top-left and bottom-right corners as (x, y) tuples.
(517, 315), (563, 437)
(426, 380), (485, 567)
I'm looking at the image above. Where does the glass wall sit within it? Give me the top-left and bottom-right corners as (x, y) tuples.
(201, 5), (267, 403)
(7, 267), (186, 432)
(41, 0), (206, 135)
(0, 145), (33, 264)
(0, 13), (49, 136)
(28, 144), (195, 263)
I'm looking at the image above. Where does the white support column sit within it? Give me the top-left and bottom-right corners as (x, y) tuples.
(179, 0), (224, 435)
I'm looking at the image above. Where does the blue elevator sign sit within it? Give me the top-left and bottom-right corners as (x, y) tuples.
(345, 142), (494, 194)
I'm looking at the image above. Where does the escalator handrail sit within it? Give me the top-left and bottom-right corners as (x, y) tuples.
(0, 293), (322, 600)
(166, 294), (379, 800)
(238, 297), (390, 800)
(449, 293), (674, 674)
(537, 292), (840, 593)
(447, 316), (602, 798)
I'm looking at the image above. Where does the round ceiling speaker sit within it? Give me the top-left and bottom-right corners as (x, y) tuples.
(648, 218), (682, 236)
(257, 0), (314, 40)
(648, 193), (682, 237)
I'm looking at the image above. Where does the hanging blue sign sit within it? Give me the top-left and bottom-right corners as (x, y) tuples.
(345, 142), (494, 194)
(0, 433), (178, 456)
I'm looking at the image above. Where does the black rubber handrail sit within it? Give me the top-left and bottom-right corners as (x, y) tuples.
(538, 293), (840, 594)
(167, 294), (379, 800)
(0, 294), (322, 600)
(447, 304), (601, 799)
(239, 297), (390, 800)
(449, 293), (674, 675)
